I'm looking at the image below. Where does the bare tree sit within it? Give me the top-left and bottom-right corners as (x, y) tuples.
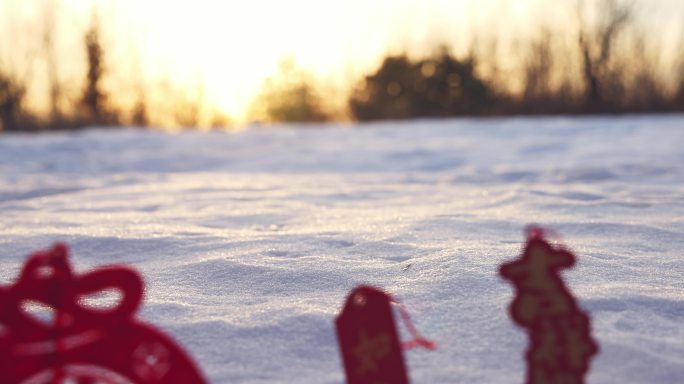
(174, 83), (205, 128)
(79, 12), (119, 126)
(131, 92), (149, 127)
(0, 68), (26, 132)
(576, 0), (634, 111)
(42, 0), (63, 123)
(523, 28), (555, 108)
(81, 16), (106, 122)
(675, 32), (684, 110)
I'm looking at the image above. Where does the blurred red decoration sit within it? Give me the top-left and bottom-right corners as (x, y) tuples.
(500, 226), (599, 384)
(335, 285), (435, 384)
(0, 243), (206, 384)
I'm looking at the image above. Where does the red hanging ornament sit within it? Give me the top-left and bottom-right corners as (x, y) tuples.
(500, 226), (599, 384)
(0, 243), (206, 384)
(335, 285), (435, 384)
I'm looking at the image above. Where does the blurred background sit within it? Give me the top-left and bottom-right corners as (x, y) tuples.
(0, 0), (683, 131)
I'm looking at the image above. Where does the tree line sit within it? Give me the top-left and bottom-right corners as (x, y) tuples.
(0, 13), (143, 132)
(2, 0), (684, 132)
(0, 8), (229, 133)
(254, 0), (684, 123)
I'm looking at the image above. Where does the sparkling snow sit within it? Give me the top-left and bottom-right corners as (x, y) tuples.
(1, 116), (683, 383)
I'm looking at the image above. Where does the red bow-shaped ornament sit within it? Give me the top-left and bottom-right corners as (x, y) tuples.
(0, 243), (206, 384)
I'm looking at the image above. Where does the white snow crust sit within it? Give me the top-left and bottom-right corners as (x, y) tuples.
(1, 116), (683, 383)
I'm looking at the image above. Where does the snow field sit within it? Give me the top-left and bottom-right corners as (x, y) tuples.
(1, 116), (683, 382)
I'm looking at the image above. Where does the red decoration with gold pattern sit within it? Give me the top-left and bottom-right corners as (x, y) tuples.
(0, 243), (206, 384)
(335, 285), (435, 384)
(500, 227), (599, 384)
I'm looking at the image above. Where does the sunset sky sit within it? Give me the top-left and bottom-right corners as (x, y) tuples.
(1, 0), (683, 123)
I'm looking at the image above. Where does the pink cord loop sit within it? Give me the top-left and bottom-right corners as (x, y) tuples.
(390, 296), (437, 351)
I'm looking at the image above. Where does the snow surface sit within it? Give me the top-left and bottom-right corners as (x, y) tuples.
(1, 116), (683, 383)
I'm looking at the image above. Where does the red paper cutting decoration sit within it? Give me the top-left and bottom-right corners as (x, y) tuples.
(0, 243), (206, 384)
(500, 226), (599, 384)
(335, 285), (435, 384)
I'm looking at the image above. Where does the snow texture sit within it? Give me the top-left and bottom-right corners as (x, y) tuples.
(1, 115), (683, 383)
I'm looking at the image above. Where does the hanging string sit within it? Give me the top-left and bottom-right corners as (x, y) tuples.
(524, 224), (565, 246)
(389, 297), (437, 351)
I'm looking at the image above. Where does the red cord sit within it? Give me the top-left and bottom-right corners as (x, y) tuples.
(390, 297), (437, 351)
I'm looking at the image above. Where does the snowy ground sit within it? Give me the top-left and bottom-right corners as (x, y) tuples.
(1, 116), (683, 383)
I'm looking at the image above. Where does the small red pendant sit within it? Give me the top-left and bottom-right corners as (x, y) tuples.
(335, 285), (409, 384)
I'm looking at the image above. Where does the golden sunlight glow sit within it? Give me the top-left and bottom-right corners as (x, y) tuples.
(1, 0), (683, 125)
